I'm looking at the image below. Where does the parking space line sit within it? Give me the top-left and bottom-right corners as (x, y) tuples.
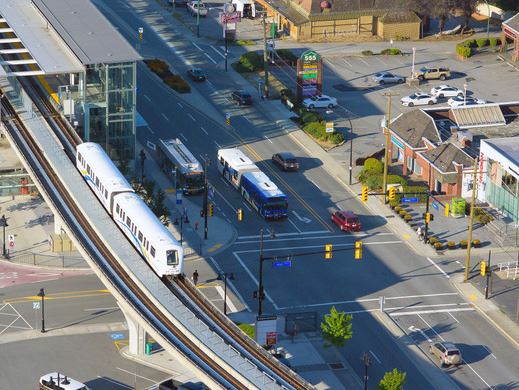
(161, 113), (170, 121)
(426, 257), (450, 278)
(179, 133), (188, 142)
(210, 45), (226, 59)
(358, 57), (369, 66)
(448, 312), (460, 323)
(115, 368), (156, 384)
(177, 102), (183, 109)
(310, 179), (321, 191)
(204, 52), (217, 64)
(188, 113), (196, 121)
(264, 135), (273, 144)
(200, 126), (208, 135)
(463, 362), (494, 389)
(483, 346), (497, 359)
(192, 42), (203, 51)
(369, 350), (381, 364)
(214, 140), (221, 148)
(143, 94), (151, 102)
(343, 59), (352, 67)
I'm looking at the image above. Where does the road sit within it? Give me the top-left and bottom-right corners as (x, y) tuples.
(92, 0), (519, 388)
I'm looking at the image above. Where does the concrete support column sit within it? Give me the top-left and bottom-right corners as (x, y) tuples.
(53, 214), (66, 235)
(122, 306), (147, 356)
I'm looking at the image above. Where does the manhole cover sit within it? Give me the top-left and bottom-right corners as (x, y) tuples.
(329, 362), (345, 370)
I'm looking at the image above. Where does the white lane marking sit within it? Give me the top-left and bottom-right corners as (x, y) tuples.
(192, 42), (203, 51)
(212, 184), (236, 211)
(205, 52), (217, 64)
(426, 257), (450, 278)
(343, 59), (352, 67)
(211, 45), (226, 58)
(483, 346), (497, 359)
(177, 102), (184, 109)
(233, 252), (279, 310)
(146, 126), (155, 134)
(236, 232), (394, 245)
(188, 113), (196, 121)
(83, 307), (119, 311)
(237, 230), (330, 239)
(291, 210), (311, 223)
(310, 179), (321, 191)
(143, 94), (151, 102)
(219, 177), (230, 187)
(418, 312), (443, 342)
(390, 308), (474, 317)
(161, 113), (170, 121)
(408, 325), (432, 343)
(264, 135), (273, 144)
(448, 312), (460, 323)
(214, 140), (221, 148)
(206, 80), (217, 92)
(208, 257), (250, 312)
(243, 115), (252, 123)
(369, 350), (381, 364)
(215, 285), (239, 313)
(115, 367), (156, 383)
(237, 231), (394, 241)
(235, 241), (402, 254)
(358, 57), (369, 66)
(98, 376), (132, 389)
(242, 202), (252, 212)
(179, 133), (188, 142)
(463, 361), (494, 389)
(200, 126), (208, 135)
(288, 218), (302, 233)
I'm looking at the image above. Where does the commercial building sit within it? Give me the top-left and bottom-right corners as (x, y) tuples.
(255, 0), (420, 41)
(502, 12), (519, 62)
(0, 0), (141, 161)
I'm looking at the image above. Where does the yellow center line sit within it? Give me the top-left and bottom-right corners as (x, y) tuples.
(3, 290), (112, 304)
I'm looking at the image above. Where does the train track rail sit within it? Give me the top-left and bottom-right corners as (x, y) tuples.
(7, 76), (313, 389)
(0, 91), (243, 389)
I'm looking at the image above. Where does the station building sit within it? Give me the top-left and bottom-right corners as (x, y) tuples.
(0, 0), (141, 161)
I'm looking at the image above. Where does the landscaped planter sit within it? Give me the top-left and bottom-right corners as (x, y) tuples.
(447, 241), (457, 250)
(472, 239), (481, 248)
(460, 240), (468, 249)
(434, 242), (443, 251)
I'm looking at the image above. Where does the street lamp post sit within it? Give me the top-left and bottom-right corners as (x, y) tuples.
(139, 149), (146, 183)
(38, 288), (46, 333)
(411, 47), (416, 78)
(257, 228), (275, 317)
(464, 83), (468, 106)
(202, 155), (209, 240)
(361, 352), (371, 390)
(217, 272), (234, 315)
(0, 214), (8, 258)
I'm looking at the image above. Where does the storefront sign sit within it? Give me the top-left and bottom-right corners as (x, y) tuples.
(220, 11), (241, 24)
(297, 50), (322, 100)
(391, 135), (404, 150)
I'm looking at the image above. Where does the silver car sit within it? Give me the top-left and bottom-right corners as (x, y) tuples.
(429, 342), (462, 366)
(372, 72), (405, 85)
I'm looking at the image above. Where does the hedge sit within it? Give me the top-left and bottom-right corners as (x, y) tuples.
(364, 158), (383, 174)
(300, 110), (323, 125)
(361, 50), (373, 56)
(456, 44), (473, 58)
(396, 185), (428, 203)
(489, 37), (501, 47)
(239, 51), (264, 72)
(476, 38), (489, 48)
(380, 48), (402, 55)
(302, 121), (344, 144)
(365, 174), (406, 190)
(144, 59), (191, 93)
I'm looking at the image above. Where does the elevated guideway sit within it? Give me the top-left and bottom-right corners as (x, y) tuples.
(0, 76), (313, 390)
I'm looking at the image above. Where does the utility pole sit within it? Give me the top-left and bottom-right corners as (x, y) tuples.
(203, 156), (209, 240)
(262, 12), (269, 99)
(485, 250), (492, 299)
(464, 158), (479, 282)
(347, 117), (354, 185)
(381, 92), (397, 204)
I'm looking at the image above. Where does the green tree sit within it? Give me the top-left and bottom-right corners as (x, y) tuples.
(151, 189), (170, 226)
(321, 306), (353, 348)
(378, 368), (407, 390)
(456, 0), (478, 33)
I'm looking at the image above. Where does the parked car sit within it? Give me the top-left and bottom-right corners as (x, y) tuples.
(187, 68), (207, 82)
(272, 152), (299, 171)
(429, 342), (462, 367)
(430, 85), (464, 98)
(331, 210), (361, 232)
(187, 1), (208, 17)
(413, 67), (451, 81)
(372, 72), (405, 85)
(231, 90), (252, 105)
(401, 93), (437, 107)
(447, 96), (486, 108)
(302, 94), (337, 109)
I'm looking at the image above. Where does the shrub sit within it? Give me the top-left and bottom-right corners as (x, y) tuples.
(404, 214), (413, 222)
(399, 210), (407, 218)
(380, 48), (402, 55)
(164, 75), (191, 93)
(364, 158), (383, 174)
(429, 237), (438, 244)
(361, 50), (373, 56)
(366, 174), (383, 190)
(300, 111), (323, 125)
(303, 121), (326, 140)
(447, 241), (456, 249)
(239, 51), (263, 72)
(463, 39), (477, 48)
(460, 240), (468, 248)
(489, 37), (501, 47)
(236, 39), (256, 46)
(476, 38), (489, 49)
(389, 200), (398, 209)
(472, 239), (481, 247)
(394, 206), (402, 213)
(144, 59), (170, 76)
(327, 132), (345, 144)
(145, 59), (191, 93)
(434, 242), (443, 250)
(387, 175), (407, 187)
(456, 44), (473, 58)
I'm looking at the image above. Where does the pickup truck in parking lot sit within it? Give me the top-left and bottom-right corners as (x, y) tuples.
(187, 1), (208, 17)
(413, 67), (451, 81)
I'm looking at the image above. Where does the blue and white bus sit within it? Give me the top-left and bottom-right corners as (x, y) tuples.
(217, 148), (288, 219)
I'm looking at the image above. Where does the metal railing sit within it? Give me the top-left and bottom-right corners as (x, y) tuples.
(497, 260), (519, 280)
(9, 252), (88, 269)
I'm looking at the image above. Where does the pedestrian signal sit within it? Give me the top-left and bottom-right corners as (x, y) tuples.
(388, 187), (396, 201)
(480, 260), (487, 276)
(324, 244), (332, 260)
(361, 186), (369, 203)
(354, 241), (362, 260)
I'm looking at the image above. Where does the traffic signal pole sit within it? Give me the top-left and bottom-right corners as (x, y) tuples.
(203, 157), (209, 240)
(464, 158), (479, 282)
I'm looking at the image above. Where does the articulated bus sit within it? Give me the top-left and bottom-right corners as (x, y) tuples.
(217, 148), (288, 219)
(39, 373), (89, 390)
(157, 138), (205, 195)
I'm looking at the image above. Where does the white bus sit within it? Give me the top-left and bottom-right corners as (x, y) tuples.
(39, 373), (89, 390)
(157, 138), (205, 195)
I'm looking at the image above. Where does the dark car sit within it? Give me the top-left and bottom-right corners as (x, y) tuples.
(272, 152), (299, 171)
(331, 210), (361, 232)
(231, 90), (252, 105)
(187, 68), (207, 82)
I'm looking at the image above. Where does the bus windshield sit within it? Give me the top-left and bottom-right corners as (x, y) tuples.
(184, 172), (204, 189)
(264, 199), (288, 211)
(166, 250), (178, 265)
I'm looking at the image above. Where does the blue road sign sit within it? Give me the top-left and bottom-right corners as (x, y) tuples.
(401, 197), (418, 203)
(209, 186), (215, 200)
(431, 201), (439, 211)
(176, 190), (182, 205)
(272, 260), (291, 268)
(110, 333), (125, 340)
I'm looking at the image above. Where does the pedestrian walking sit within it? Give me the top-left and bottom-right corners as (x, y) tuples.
(194, 221), (199, 230)
(192, 269), (199, 286)
(416, 226), (422, 241)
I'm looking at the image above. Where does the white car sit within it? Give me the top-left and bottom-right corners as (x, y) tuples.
(372, 72), (405, 85)
(447, 96), (486, 108)
(400, 93), (437, 107)
(302, 95), (338, 109)
(430, 85), (464, 98)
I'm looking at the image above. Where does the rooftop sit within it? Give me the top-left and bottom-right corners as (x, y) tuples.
(503, 12), (519, 34)
(418, 143), (474, 174)
(482, 137), (519, 166)
(390, 110), (441, 149)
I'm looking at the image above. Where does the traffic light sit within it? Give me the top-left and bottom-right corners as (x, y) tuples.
(388, 187), (396, 201)
(324, 244), (332, 260)
(480, 260), (487, 276)
(354, 241), (362, 260)
(424, 212), (434, 223)
(444, 204), (450, 217)
(208, 203), (214, 216)
(237, 208), (243, 222)
(361, 186), (369, 203)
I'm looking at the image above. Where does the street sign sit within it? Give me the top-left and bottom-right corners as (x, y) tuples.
(138, 27), (144, 33)
(208, 186), (215, 200)
(8, 234), (14, 247)
(401, 197), (418, 203)
(219, 11), (241, 24)
(33, 302), (40, 310)
(266, 331), (277, 346)
(325, 122), (334, 133)
(110, 333), (125, 340)
(176, 190), (182, 205)
(431, 201), (439, 211)
(225, 112), (231, 120)
(272, 260), (291, 268)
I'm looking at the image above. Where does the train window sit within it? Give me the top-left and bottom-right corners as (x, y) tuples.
(116, 205), (120, 213)
(146, 241), (149, 251)
(166, 250), (178, 265)
(138, 231), (143, 242)
(127, 217), (131, 226)
(143, 237), (147, 247)
(87, 165), (91, 175)
(78, 152), (82, 162)
(95, 178), (99, 187)
(151, 246), (155, 257)
(105, 189), (108, 199)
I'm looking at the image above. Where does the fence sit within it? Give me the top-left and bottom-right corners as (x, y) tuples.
(9, 252), (88, 269)
(497, 260), (519, 280)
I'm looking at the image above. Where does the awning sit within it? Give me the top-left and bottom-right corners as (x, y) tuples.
(451, 104), (506, 129)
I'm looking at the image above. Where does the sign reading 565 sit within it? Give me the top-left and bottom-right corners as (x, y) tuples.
(301, 50), (320, 63)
